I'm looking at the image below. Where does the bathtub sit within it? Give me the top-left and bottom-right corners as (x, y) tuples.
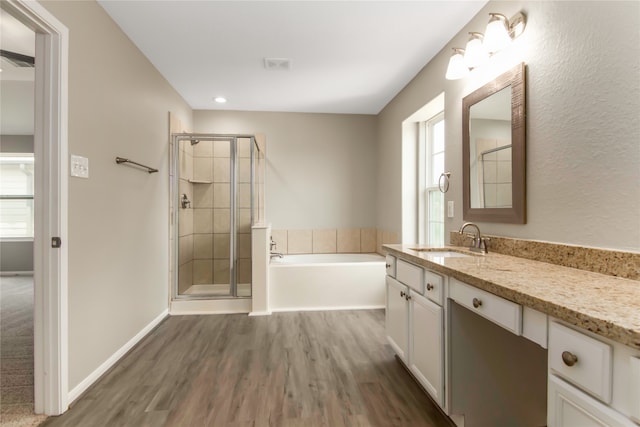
(269, 253), (386, 312)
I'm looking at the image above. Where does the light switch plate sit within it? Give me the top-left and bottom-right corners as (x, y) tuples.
(70, 155), (89, 178)
(447, 201), (454, 218)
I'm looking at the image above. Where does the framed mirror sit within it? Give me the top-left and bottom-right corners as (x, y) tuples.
(462, 62), (526, 223)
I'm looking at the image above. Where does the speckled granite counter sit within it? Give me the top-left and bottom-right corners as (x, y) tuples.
(383, 244), (640, 350)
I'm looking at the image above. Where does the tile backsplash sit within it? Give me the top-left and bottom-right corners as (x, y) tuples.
(271, 228), (399, 255)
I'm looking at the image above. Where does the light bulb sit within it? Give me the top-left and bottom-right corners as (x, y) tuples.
(483, 13), (511, 54)
(463, 33), (488, 68)
(445, 48), (469, 80)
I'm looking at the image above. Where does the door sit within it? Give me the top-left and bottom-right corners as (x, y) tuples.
(410, 291), (444, 406)
(386, 276), (409, 362)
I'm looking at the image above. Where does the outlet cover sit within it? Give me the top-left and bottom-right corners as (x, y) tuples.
(70, 155), (89, 178)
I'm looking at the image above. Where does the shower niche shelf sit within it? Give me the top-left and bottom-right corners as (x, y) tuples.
(188, 179), (213, 184)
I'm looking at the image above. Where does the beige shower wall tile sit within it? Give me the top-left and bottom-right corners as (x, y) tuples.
(213, 140), (230, 157)
(213, 183), (231, 208)
(193, 260), (213, 285)
(179, 235), (193, 265)
(238, 158), (251, 183)
(193, 140), (213, 157)
(238, 233), (251, 259)
(237, 138), (252, 158)
(193, 183), (213, 208)
(212, 158), (230, 183)
(237, 258), (252, 284)
(193, 157), (212, 182)
(288, 230), (312, 254)
(178, 261), (193, 294)
(313, 229), (337, 254)
(271, 229), (288, 254)
(213, 234), (230, 259)
(193, 209), (213, 233)
(360, 228), (376, 253)
(213, 260), (230, 284)
(178, 208), (193, 237)
(179, 151), (193, 181)
(213, 209), (230, 233)
(238, 209), (252, 233)
(193, 234), (213, 259)
(238, 183), (251, 208)
(337, 229), (361, 253)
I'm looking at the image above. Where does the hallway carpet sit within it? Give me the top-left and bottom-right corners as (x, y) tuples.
(0, 276), (48, 427)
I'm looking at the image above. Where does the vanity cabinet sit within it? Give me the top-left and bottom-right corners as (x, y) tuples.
(385, 259), (445, 407)
(386, 276), (409, 362)
(548, 321), (639, 427)
(409, 291), (444, 405)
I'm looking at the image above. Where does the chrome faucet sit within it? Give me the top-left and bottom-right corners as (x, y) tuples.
(270, 237), (283, 258)
(458, 222), (489, 254)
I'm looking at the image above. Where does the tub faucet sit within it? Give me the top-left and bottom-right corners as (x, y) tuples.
(458, 222), (489, 254)
(270, 237), (283, 258)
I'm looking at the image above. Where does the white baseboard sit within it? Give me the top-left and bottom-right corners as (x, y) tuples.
(248, 310), (272, 316)
(270, 304), (385, 313)
(67, 309), (168, 404)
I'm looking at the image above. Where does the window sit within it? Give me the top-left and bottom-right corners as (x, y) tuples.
(0, 154), (35, 239)
(422, 114), (445, 246)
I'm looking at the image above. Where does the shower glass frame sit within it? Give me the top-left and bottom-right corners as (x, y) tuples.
(171, 133), (260, 300)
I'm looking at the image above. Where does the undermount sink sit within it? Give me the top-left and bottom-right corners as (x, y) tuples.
(409, 247), (476, 258)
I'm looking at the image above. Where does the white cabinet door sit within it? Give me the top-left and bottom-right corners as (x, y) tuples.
(386, 276), (409, 362)
(409, 291), (444, 407)
(548, 375), (636, 427)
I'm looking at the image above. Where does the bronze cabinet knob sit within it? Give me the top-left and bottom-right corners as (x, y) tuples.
(426, 283), (434, 291)
(472, 298), (482, 308)
(562, 351), (578, 367)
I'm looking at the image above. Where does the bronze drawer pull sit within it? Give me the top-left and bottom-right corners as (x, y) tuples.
(472, 298), (482, 308)
(562, 351), (578, 367)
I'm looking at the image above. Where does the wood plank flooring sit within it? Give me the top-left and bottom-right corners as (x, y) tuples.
(42, 310), (454, 427)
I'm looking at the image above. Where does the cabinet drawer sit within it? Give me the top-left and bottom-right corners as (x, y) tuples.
(449, 278), (522, 335)
(423, 269), (444, 306)
(396, 260), (424, 293)
(548, 375), (634, 427)
(385, 255), (396, 278)
(549, 321), (612, 403)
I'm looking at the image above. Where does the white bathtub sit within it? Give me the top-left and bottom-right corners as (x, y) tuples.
(269, 253), (386, 312)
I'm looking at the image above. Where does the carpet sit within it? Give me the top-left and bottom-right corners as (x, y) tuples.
(0, 276), (48, 427)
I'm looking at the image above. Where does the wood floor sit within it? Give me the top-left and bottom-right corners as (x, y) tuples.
(42, 310), (454, 427)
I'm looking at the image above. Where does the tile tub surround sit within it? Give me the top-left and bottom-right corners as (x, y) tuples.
(384, 244), (640, 349)
(270, 228), (399, 255)
(449, 232), (640, 280)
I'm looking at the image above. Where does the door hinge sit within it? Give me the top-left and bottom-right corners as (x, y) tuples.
(51, 237), (62, 248)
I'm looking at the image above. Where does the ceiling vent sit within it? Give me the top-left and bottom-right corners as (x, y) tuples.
(263, 58), (291, 71)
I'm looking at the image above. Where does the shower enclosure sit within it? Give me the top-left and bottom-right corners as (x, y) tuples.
(172, 134), (264, 300)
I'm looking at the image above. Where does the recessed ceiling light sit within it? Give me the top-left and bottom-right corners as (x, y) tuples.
(214, 97), (227, 103)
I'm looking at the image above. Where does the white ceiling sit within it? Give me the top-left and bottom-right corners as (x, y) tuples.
(1, 9), (35, 135)
(97, 1), (488, 114)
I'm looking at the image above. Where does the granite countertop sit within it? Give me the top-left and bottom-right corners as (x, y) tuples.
(383, 244), (640, 350)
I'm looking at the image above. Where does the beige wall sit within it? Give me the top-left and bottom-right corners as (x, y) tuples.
(194, 110), (377, 230)
(377, 1), (640, 251)
(41, 1), (193, 390)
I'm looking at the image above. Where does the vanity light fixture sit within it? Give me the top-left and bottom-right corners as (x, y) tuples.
(463, 32), (488, 69)
(445, 11), (527, 80)
(445, 48), (469, 80)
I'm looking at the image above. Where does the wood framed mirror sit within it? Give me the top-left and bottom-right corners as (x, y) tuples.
(462, 62), (526, 223)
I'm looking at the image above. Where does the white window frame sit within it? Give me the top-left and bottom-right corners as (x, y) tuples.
(418, 112), (445, 246)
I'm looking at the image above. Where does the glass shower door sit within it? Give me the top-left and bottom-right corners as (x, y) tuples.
(174, 134), (253, 299)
